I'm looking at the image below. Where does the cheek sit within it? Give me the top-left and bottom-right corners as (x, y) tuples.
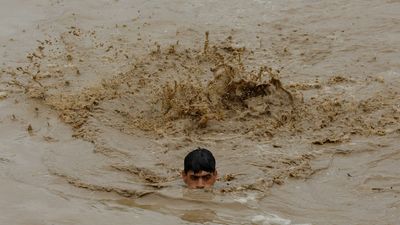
(206, 177), (217, 185)
(186, 180), (198, 188)
(182, 175), (191, 185)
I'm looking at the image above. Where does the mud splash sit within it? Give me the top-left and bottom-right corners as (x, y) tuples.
(4, 27), (400, 198)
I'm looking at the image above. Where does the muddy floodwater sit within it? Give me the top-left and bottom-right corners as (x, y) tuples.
(1, 0), (400, 224)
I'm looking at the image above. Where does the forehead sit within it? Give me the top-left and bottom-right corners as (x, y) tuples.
(187, 170), (212, 176)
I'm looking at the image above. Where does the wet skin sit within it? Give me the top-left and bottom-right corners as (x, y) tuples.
(182, 170), (218, 189)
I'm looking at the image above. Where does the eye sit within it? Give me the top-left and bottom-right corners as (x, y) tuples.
(203, 174), (211, 181)
(190, 176), (199, 181)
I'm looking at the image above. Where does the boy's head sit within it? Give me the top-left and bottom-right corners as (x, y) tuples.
(182, 148), (217, 189)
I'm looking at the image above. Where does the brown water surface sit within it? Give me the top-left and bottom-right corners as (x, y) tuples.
(1, 1), (400, 224)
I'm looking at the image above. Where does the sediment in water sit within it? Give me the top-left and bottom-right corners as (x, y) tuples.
(4, 27), (400, 196)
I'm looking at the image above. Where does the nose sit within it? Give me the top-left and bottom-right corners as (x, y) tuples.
(196, 178), (205, 189)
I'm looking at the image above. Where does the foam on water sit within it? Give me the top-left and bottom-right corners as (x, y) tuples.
(251, 214), (311, 225)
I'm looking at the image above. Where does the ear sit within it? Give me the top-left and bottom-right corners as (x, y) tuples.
(211, 170), (218, 184)
(181, 170), (188, 183)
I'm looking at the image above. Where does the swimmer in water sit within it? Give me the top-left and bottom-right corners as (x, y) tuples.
(182, 148), (218, 189)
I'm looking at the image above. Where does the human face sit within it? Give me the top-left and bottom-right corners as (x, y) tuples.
(182, 170), (217, 189)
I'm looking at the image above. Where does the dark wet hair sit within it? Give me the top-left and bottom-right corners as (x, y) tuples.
(184, 148), (216, 174)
